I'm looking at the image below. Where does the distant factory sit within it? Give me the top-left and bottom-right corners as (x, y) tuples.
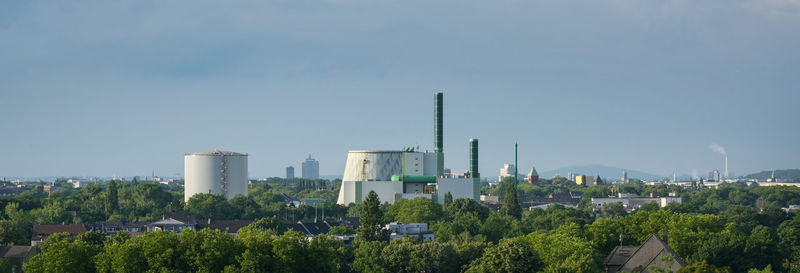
(184, 150), (249, 202)
(337, 93), (480, 205)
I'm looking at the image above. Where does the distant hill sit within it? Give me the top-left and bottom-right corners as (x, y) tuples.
(538, 165), (663, 181)
(744, 169), (800, 180)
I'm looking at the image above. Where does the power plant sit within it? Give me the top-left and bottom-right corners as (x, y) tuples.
(184, 150), (248, 202)
(336, 92), (480, 205)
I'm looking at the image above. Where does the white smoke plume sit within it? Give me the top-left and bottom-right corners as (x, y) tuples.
(709, 143), (727, 155)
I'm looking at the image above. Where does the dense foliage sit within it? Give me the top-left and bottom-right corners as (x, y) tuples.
(5, 178), (800, 272)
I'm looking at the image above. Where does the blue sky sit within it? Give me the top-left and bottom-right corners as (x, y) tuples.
(1, 0), (799, 178)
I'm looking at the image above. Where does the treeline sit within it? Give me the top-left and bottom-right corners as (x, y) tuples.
(24, 185), (800, 273)
(5, 178), (800, 272)
(0, 180), (344, 246)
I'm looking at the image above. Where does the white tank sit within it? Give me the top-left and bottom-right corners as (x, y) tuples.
(184, 150), (248, 202)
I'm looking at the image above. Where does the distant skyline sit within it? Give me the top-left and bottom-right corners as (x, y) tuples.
(1, 1), (799, 178)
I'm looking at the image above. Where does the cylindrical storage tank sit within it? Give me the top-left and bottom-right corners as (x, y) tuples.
(342, 150), (404, 181)
(469, 138), (479, 178)
(434, 92), (444, 177)
(184, 150), (248, 203)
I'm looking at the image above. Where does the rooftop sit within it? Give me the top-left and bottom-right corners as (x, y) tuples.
(347, 150), (406, 153)
(186, 150), (247, 156)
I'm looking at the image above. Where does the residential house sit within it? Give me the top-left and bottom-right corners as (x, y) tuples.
(386, 222), (434, 242)
(604, 233), (686, 273)
(31, 224), (87, 246)
(0, 246), (36, 272)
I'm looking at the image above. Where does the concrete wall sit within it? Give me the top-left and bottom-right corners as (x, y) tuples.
(404, 153), (424, 176)
(437, 178), (476, 203)
(337, 181), (403, 205)
(423, 153), (438, 176)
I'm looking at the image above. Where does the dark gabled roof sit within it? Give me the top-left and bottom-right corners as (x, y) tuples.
(612, 234), (686, 273)
(150, 218), (189, 226)
(278, 220), (347, 236)
(281, 193), (299, 202)
(283, 223), (308, 235)
(163, 211), (196, 223)
(340, 217), (360, 229)
(604, 246), (638, 273)
(32, 224), (88, 241)
(0, 246), (34, 259)
(303, 222), (332, 236)
(485, 203), (502, 211)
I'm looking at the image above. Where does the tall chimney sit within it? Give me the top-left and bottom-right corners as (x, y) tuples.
(469, 139), (479, 179)
(514, 143), (518, 187)
(724, 156), (728, 179)
(434, 92), (444, 176)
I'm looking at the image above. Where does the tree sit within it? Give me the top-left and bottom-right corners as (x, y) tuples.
(381, 241), (414, 273)
(356, 191), (388, 243)
(227, 229), (280, 273)
(466, 240), (542, 273)
(239, 216), (282, 235)
(31, 201), (72, 224)
(185, 193), (234, 220)
(519, 232), (604, 273)
(394, 197), (445, 224)
(305, 235), (341, 273)
(748, 265), (774, 273)
(0, 203), (32, 245)
(95, 234), (148, 273)
(352, 241), (388, 273)
(229, 194), (261, 220)
(24, 233), (101, 273)
(692, 223), (748, 271)
(106, 180), (119, 214)
(601, 202), (627, 218)
(453, 240), (490, 271)
(677, 261), (731, 273)
(499, 185), (522, 220)
(443, 192), (453, 208)
(0, 258), (13, 273)
(434, 213), (482, 242)
(76, 230), (107, 246)
(745, 225), (781, 271)
(408, 242), (459, 273)
(329, 225), (355, 235)
(181, 229), (242, 273)
(447, 198), (490, 221)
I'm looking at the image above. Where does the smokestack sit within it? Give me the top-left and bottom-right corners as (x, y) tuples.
(724, 156), (728, 179)
(434, 92), (444, 176)
(469, 139), (479, 179)
(514, 142), (518, 187)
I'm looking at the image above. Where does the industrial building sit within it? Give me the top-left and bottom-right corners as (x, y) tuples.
(184, 150), (248, 202)
(336, 93), (480, 205)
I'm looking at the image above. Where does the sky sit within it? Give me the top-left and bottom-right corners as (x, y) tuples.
(1, 0), (799, 179)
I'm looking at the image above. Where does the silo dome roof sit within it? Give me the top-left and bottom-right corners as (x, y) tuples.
(186, 150), (247, 156)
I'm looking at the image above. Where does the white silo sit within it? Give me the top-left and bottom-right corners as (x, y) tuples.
(184, 150), (248, 202)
